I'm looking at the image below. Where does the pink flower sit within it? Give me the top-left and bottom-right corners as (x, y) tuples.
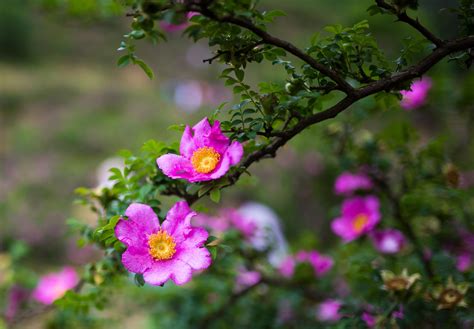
(278, 250), (333, 278)
(224, 208), (257, 239)
(331, 196), (381, 242)
(370, 229), (406, 254)
(115, 202), (211, 286)
(160, 12), (198, 32)
(362, 312), (376, 328)
(5, 286), (28, 320)
(157, 118), (243, 183)
(456, 253), (472, 272)
(278, 256), (296, 278)
(235, 268), (261, 291)
(317, 299), (342, 322)
(334, 172), (373, 195)
(32, 267), (79, 305)
(392, 305), (404, 319)
(400, 77), (432, 110)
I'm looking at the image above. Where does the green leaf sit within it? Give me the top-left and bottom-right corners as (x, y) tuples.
(210, 188), (221, 203)
(117, 54), (131, 68)
(134, 273), (145, 287)
(235, 69), (245, 81)
(135, 59), (154, 79)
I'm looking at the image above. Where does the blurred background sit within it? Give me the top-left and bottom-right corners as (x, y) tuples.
(1, 0), (473, 326)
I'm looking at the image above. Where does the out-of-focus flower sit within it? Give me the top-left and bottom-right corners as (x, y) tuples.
(334, 172), (373, 195)
(370, 229), (406, 254)
(381, 269), (420, 292)
(432, 277), (469, 310)
(115, 202), (211, 286)
(316, 299), (342, 322)
(5, 286), (28, 321)
(278, 250), (333, 278)
(456, 252), (472, 272)
(362, 312), (376, 328)
(331, 196), (381, 242)
(392, 305), (404, 319)
(160, 12), (198, 32)
(157, 118), (243, 183)
(235, 268), (261, 292)
(237, 202), (289, 267)
(174, 80), (204, 113)
(400, 76), (432, 110)
(32, 267), (79, 305)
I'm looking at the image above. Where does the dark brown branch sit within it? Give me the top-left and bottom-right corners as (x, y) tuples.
(375, 0), (444, 47)
(187, 3), (355, 94)
(186, 35), (474, 205)
(203, 41), (264, 64)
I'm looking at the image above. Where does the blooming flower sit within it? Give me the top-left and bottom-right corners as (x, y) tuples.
(432, 277), (469, 310)
(115, 202), (211, 286)
(32, 267), (79, 305)
(400, 76), (432, 110)
(278, 250), (333, 278)
(380, 269), (420, 292)
(334, 172), (373, 195)
(316, 299), (342, 322)
(157, 118), (243, 183)
(331, 196), (381, 242)
(370, 229), (406, 254)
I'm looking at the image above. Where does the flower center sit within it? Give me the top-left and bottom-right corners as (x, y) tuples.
(440, 289), (461, 305)
(386, 278), (409, 291)
(191, 147), (220, 173)
(148, 230), (176, 260)
(353, 214), (369, 232)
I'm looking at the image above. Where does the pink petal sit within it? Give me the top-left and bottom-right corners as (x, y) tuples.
(331, 217), (357, 242)
(115, 203), (160, 246)
(121, 245), (154, 274)
(162, 201), (196, 244)
(225, 140), (244, 166)
(143, 259), (193, 286)
(156, 154), (195, 180)
(176, 247), (212, 270)
(180, 125), (197, 159)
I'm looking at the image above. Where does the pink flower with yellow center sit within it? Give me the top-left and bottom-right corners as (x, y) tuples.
(331, 196), (381, 242)
(157, 118), (243, 183)
(115, 201), (211, 286)
(32, 267), (79, 305)
(400, 76), (432, 110)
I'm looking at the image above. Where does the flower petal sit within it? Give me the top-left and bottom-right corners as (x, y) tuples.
(331, 217), (356, 242)
(115, 203), (160, 246)
(177, 247), (212, 271)
(179, 125), (197, 159)
(225, 140), (244, 166)
(162, 201), (196, 244)
(156, 154), (195, 180)
(121, 245), (153, 274)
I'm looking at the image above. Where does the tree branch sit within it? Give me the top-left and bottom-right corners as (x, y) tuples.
(375, 0), (444, 47)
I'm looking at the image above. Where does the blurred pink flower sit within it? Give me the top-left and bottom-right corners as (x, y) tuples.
(157, 118), (243, 183)
(160, 12), (198, 32)
(316, 299), (342, 322)
(235, 268), (261, 291)
(456, 252), (472, 272)
(362, 312), (376, 328)
(32, 267), (79, 305)
(115, 202), (211, 286)
(393, 305), (404, 319)
(400, 77), (432, 110)
(334, 172), (373, 195)
(370, 229), (406, 254)
(278, 250), (333, 278)
(331, 196), (381, 242)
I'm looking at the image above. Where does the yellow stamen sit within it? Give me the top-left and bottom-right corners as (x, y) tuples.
(353, 214), (368, 232)
(148, 230), (176, 260)
(191, 147), (220, 173)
